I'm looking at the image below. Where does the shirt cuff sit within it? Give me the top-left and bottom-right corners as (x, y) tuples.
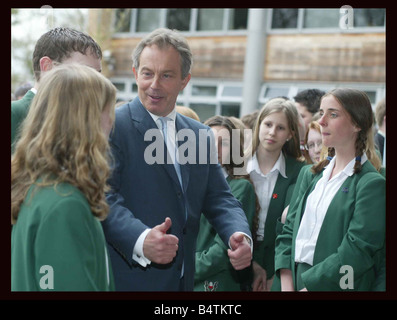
(132, 228), (152, 267)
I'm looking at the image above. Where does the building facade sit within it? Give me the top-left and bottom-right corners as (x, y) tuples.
(89, 8), (386, 122)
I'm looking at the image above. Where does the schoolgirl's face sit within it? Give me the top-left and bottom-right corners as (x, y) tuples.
(306, 128), (322, 163)
(258, 111), (292, 153)
(318, 95), (360, 151)
(210, 125), (231, 166)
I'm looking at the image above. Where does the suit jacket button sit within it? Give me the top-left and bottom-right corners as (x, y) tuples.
(177, 192), (182, 198)
(183, 227), (187, 234)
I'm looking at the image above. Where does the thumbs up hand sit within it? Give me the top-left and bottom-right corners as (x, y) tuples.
(143, 217), (179, 264)
(227, 232), (252, 270)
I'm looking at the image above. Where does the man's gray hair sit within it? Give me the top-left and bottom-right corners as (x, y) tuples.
(132, 28), (193, 79)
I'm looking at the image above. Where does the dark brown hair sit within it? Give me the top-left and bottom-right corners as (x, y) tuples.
(32, 27), (102, 81)
(311, 88), (382, 174)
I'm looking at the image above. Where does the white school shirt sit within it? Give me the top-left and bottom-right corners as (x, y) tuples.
(294, 154), (368, 266)
(131, 107), (179, 267)
(247, 152), (287, 241)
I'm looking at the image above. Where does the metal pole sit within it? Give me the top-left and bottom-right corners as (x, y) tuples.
(240, 9), (267, 117)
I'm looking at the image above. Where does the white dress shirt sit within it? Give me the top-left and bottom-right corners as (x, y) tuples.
(294, 154), (368, 266)
(247, 152), (287, 241)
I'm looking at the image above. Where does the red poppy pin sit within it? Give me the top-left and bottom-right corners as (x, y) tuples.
(272, 193), (278, 199)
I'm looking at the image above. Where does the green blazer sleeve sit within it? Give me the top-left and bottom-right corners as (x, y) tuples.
(34, 196), (112, 291)
(195, 217), (229, 282)
(11, 90), (35, 152)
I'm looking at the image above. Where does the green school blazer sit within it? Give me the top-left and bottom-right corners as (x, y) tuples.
(274, 162), (386, 291)
(252, 156), (305, 280)
(194, 177), (256, 291)
(11, 182), (114, 291)
(11, 90), (35, 153)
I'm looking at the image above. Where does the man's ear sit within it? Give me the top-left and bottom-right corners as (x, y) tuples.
(181, 73), (191, 90)
(133, 67), (138, 80)
(39, 56), (54, 72)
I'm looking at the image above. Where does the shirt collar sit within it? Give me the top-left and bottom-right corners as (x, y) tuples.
(30, 88), (37, 94)
(147, 106), (177, 125)
(221, 166), (228, 179)
(324, 153), (368, 178)
(247, 151), (287, 178)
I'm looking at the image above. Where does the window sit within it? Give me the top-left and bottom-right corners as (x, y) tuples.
(113, 82), (126, 92)
(228, 9), (248, 30)
(303, 9), (340, 28)
(136, 9), (161, 32)
(197, 9), (224, 31)
(264, 86), (290, 100)
(131, 83), (138, 93)
(192, 85), (217, 97)
(114, 9), (131, 33)
(222, 85), (243, 97)
(270, 8), (386, 32)
(354, 8), (385, 27)
(113, 8), (248, 35)
(190, 103), (216, 121)
(167, 8), (191, 31)
(271, 8), (298, 29)
(221, 103), (240, 117)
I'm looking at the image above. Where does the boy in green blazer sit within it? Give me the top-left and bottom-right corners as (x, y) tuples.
(11, 27), (102, 153)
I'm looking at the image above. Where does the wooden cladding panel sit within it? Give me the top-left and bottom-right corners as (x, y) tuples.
(110, 33), (385, 83)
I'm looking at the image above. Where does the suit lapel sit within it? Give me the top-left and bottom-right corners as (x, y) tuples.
(129, 99), (182, 191)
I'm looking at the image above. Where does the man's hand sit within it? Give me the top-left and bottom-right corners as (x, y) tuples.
(227, 232), (252, 270)
(143, 217), (179, 264)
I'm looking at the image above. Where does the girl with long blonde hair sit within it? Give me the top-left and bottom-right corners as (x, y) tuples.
(11, 64), (117, 291)
(246, 98), (305, 291)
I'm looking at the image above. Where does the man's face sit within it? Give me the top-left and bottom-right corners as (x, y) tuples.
(133, 44), (190, 117)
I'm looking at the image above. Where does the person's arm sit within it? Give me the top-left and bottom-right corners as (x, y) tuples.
(280, 269), (294, 291)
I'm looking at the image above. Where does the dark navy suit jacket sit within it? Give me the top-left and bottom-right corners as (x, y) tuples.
(102, 97), (251, 291)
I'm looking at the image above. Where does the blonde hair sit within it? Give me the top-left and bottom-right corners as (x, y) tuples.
(248, 98), (302, 160)
(312, 88), (382, 174)
(11, 64), (117, 224)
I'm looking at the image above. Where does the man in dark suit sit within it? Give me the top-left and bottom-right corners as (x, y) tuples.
(102, 28), (252, 291)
